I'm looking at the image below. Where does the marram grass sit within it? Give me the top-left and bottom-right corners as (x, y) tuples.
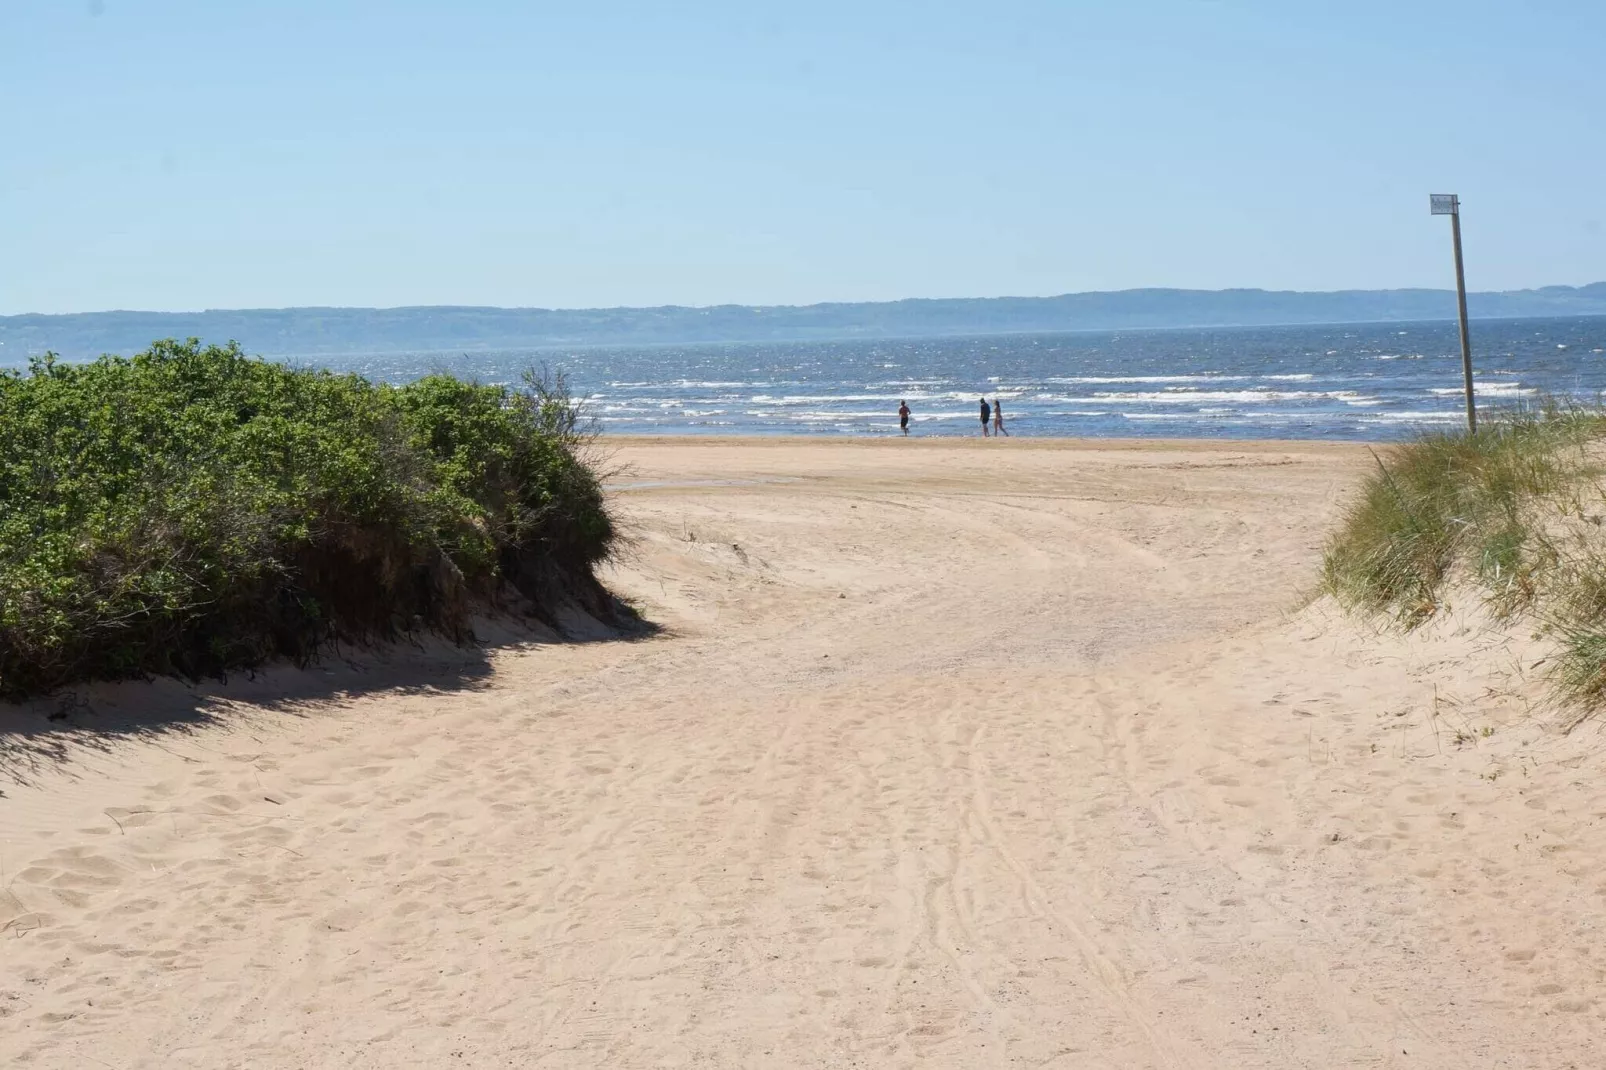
(1321, 401), (1606, 721)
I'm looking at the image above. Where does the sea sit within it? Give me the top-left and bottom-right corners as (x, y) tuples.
(283, 316), (1606, 440)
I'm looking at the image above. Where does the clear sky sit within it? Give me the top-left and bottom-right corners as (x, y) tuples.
(3, 1), (1603, 314)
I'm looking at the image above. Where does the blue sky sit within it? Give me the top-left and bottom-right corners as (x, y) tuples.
(3, 1), (1602, 314)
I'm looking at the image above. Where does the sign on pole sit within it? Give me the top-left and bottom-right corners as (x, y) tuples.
(1430, 194), (1459, 216)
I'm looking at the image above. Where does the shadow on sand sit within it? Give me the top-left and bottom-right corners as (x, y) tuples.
(0, 610), (660, 789)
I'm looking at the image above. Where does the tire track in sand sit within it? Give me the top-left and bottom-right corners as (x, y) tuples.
(963, 722), (1201, 1070)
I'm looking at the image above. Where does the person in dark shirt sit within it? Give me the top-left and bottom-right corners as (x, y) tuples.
(898, 399), (911, 436)
(979, 397), (992, 437)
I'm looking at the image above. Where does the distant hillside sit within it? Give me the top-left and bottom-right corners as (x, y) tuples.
(5, 284), (1606, 360)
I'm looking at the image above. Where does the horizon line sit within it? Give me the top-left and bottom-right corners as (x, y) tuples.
(5, 280), (1606, 320)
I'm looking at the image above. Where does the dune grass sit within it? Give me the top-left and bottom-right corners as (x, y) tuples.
(1321, 402), (1606, 720)
(0, 340), (621, 699)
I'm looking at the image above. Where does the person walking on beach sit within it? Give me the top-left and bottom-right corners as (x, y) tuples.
(898, 399), (911, 436)
(979, 397), (992, 437)
(992, 398), (1010, 436)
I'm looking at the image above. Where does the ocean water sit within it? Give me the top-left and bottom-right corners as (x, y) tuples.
(315, 316), (1606, 440)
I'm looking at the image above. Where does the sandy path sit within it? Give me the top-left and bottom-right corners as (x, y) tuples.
(3, 438), (1603, 1067)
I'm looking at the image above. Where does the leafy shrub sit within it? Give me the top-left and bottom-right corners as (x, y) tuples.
(0, 340), (619, 698)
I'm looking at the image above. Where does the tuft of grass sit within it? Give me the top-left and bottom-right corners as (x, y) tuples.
(0, 340), (622, 699)
(1322, 403), (1604, 624)
(1553, 626), (1606, 719)
(1321, 400), (1606, 719)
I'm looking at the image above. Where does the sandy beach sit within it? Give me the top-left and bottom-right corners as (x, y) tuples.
(3, 436), (1604, 1068)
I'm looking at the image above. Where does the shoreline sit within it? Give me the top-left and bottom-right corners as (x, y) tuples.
(600, 432), (1376, 452)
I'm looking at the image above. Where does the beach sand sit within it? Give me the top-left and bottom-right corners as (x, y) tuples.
(3, 436), (1604, 1067)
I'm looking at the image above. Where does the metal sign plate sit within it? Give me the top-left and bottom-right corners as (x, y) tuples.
(1430, 194), (1459, 215)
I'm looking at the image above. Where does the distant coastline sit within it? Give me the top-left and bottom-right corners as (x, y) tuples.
(4, 284), (1606, 360)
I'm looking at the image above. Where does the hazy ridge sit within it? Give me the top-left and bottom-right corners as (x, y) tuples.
(5, 283), (1606, 359)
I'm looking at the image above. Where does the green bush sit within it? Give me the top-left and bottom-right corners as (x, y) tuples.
(0, 340), (619, 698)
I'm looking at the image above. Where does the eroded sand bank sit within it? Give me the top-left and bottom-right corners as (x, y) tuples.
(3, 437), (1603, 1067)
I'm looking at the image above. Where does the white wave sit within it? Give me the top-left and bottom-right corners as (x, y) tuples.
(748, 391), (1027, 405)
(1427, 383), (1533, 397)
(1083, 389), (1378, 405)
(786, 411), (919, 421)
(1123, 411), (1323, 422)
(776, 394), (895, 403)
(608, 379), (766, 388)
(1202, 411), (1349, 420)
(1262, 373), (1315, 381)
(760, 393), (931, 404)
(1359, 411), (1465, 422)
(1042, 374), (1245, 385)
(778, 410), (981, 423)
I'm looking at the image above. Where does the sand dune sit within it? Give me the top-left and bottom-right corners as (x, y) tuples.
(3, 437), (1603, 1068)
